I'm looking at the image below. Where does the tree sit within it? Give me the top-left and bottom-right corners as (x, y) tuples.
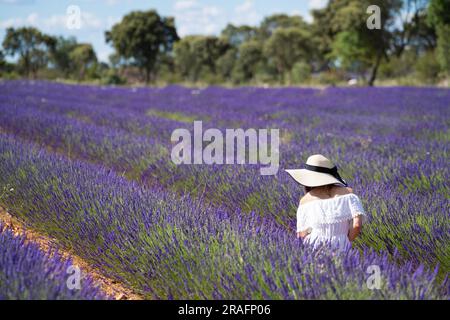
(259, 14), (313, 82)
(326, 0), (402, 86)
(391, 0), (436, 57)
(415, 50), (440, 83)
(428, 0), (450, 76)
(216, 47), (238, 81)
(221, 24), (258, 47)
(310, 7), (339, 71)
(2, 27), (55, 78)
(105, 10), (179, 83)
(331, 30), (374, 75)
(234, 40), (263, 82)
(173, 36), (197, 80)
(427, 0), (450, 26)
(313, 0), (435, 73)
(264, 28), (311, 83)
(49, 36), (78, 77)
(174, 36), (230, 82)
(0, 50), (5, 69)
(259, 14), (308, 40)
(291, 61), (312, 84)
(218, 24), (261, 82)
(69, 43), (97, 81)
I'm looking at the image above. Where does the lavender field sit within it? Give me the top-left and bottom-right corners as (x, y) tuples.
(0, 80), (448, 299)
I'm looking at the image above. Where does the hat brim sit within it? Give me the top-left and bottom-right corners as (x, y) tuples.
(285, 169), (344, 187)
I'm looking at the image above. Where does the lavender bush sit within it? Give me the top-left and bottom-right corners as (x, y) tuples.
(0, 80), (448, 299)
(0, 135), (447, 299)
(0, 224), (107, 300)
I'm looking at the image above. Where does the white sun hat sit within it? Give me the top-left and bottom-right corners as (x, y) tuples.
(285, 154), (348, 187)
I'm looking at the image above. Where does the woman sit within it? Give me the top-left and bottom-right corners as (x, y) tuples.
(286, 154), (366, 250)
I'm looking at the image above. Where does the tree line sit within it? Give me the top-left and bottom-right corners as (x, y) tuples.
(0, 0), (448, 86)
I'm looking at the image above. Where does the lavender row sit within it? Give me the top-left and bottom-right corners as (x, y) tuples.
(0, 224), (107, 300)
(0, 134), (447, 299)
(0, 81), (448, 275)
(0, 102), (167, 179)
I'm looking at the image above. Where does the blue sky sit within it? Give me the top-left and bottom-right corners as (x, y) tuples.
(0, 0), (327, 62)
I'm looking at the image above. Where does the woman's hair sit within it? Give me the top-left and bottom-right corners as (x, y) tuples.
(304, 184), (334, 194)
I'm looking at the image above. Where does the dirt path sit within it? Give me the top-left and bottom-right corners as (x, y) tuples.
(0, 207), (143, 300)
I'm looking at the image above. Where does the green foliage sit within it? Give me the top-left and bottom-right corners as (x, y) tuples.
(174, 35), (230, 82)
(259, 14), (308, 40)
(2, 27), (55, 78)
(0, 50), (16, 78)
(1, 6), (446, 86)
(310, 5), (338, 63)
(379, 49), (417, 79)
(415, 51), (441, 83)
(233, 40), (263, 83)
(428, 0), (450, 76)
(427, 0), (450, 26)
(105, 10), (179, 83)
(317, 70), (344, 86)
(221, 24), (258, 47)
(326, 0), (403, 85)
(49, 36), (78, 77)
(291, 61), (312, 84)
(69, 43), (97, 81)
(0, 50), (5, 69)
(146, 109), (198, 123)
(264, 28), (312, 83)
(216, 47), (238, 81)
(31, 36), (104, 82)
(434, 24), (450, 76)
(331, 31), (372, 73)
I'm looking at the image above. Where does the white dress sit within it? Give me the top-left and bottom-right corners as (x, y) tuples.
(296, 193), (366, 251)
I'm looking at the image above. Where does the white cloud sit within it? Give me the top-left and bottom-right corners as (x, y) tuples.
(308, 0), (327, 10)
(105, 0), (119, 6)
(173, 0), (223, 36)
(174, 0), (198, 11)
(0, 0), (35, 4)
(235, 0), (253, 14)
(172, 0), (265, 36)
(305, 0), (327, 23)
(26, 12), (38, 24)
(231, 0), (261, 26)
(41, 14), (66, 29)
(304, 15), (313, 23)
(0, 11), (105, 31)
(81, 12), (103, 29)
(204, 23), (217, 34)
(97, 49), (111, 62)
(0, 12), (39, 28)
(202, 6), (219, 17)
(106, 16), (120, 29)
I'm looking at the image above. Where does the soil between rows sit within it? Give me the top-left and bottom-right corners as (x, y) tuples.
(0, 207), (143, 300)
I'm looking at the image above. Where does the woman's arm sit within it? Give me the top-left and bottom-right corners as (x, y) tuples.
(348, 216), (363, 242)
(296, 227), (312, 239)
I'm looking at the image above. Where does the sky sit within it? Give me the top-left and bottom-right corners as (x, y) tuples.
(0, 0), (327, 62)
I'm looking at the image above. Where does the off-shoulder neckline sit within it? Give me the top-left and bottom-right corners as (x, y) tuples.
(300, 193), (356, 207)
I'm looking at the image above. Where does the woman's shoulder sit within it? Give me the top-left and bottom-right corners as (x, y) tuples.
(300, 192), (317, 205)
(331, 185), (353, 196)
(300, 186), (355, 206)
(299, 194), (310, 206)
